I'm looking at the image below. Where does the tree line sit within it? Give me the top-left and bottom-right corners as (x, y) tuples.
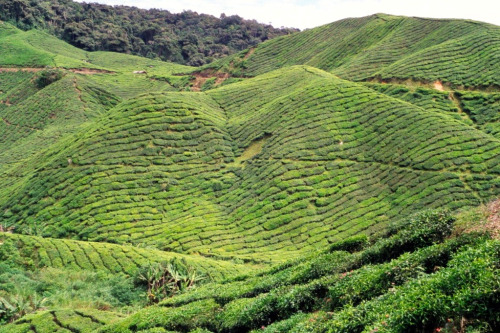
(0, 0), (298, 66)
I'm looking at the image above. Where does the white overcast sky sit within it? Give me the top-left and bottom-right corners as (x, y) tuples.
(74, 0), (500, 30)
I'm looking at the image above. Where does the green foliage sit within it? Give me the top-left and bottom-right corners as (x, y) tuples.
(0, 233), (253, 280)
(360, 210), (455, 264)
(0, 0), (297, 66)
(0, 294), (46, 324)
(137, 260), (205, 304)
(0, 308), (126, 333)
(207, 14), (500, 88)
(0, 12), (499, 333)
(328, 234), (368, 253)
(95, 209), (500, 333)
(1, 66), (498, 262)
(35, 70), (64, 89)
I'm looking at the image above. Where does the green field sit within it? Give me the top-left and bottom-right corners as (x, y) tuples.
(0, 12), (499, 333)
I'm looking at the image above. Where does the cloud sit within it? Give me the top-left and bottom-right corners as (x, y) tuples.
(74, 0), (500, 29)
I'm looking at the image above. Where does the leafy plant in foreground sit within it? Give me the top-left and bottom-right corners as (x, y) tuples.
(137, 260), (206, 304)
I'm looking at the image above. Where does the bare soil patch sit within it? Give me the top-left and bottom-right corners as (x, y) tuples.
(433, 80), (444, 91)
(485, 199), (500, 239)
(243, 47), (256, 60)
(190, 70), (230, 91)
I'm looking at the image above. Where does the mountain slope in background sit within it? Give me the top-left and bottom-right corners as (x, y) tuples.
(0, 0), (297, 66)
(207, 14), (500, 88)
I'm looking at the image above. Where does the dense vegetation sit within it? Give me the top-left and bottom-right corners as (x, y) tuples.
(2, 208), (499, 332)
(0, 0), (297, 66)
(0, 11), (499, 333)
(1, 65), (498, 264)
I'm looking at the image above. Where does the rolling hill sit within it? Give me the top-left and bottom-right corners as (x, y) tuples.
(0, 12), (499, 333)
(1, 65), (498, 264)
(206, 14), (500, 88)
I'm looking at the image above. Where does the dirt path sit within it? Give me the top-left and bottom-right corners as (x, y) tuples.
(0, 67), (43, 73)
(69, 68), (114, 74)
(73, 78), (84, 103)
(366, 77), (499, 93)
(486, 199), (500, 239)
(243, 47), (256, 60)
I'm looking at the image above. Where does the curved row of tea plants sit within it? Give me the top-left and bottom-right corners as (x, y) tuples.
(0, 233), (252, 280)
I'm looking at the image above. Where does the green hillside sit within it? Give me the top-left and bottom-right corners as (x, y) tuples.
(3, 208), (499, 332)
(1, 66), (498, 263)
(0, 21), (195, 177)
(0, 21), (99, 69)
(0, 12), (499, 333)
(0, 0), (296, 66)
(94, 209), (500, 333)
(0, 232), (253, 279)
(206, 14), (500, 88)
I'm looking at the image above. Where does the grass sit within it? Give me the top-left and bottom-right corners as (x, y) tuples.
(233, 134), (271, 165)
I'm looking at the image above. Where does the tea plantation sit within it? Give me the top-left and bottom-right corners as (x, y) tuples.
(0, 11), (499, 333)
(207, 14), (500, 88)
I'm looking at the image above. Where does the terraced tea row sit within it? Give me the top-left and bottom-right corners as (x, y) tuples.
(0, 74), (120, 176)
(0, 21), (194, 102)
(0, 233), (252, 279)
(1, 66), (498, 262)
(364, 82), (500, 139)
(0, 308), (126, 333)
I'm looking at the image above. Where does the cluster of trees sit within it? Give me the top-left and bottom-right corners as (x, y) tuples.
(0, 0), (298, 66)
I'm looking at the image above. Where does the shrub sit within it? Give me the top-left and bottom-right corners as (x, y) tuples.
(136, 260), (206, 304)
(35, 70), (64, 89)
(328, 234), (368, 253)
(361, 210), (455, 264)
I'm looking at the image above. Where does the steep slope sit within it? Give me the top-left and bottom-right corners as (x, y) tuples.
(0, 73), (120, 170)
(0, 21), (194, 98)
(1, 66), (498, 263)
(208, 14), (500, 88)
(0, 13), (499, 332)
(0, 21), (100, 69)
(0, 22), (195, 176)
